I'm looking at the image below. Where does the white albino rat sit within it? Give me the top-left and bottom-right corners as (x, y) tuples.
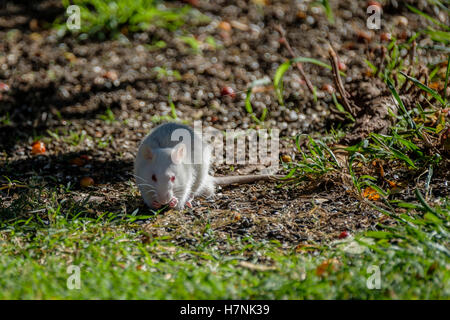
(134, 122), (282, 210)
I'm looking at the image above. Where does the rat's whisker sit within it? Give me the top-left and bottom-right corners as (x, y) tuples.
(138, 184), (156, 190)
(132, 174), (152, 183)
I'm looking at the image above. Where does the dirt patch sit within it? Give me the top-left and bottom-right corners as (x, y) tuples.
(0, 0), (448, 245)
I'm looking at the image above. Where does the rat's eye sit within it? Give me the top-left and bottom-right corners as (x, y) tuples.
(152, 174), (157, 182)
(170, 176), (175, 182)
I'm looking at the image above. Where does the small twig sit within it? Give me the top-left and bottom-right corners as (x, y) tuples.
(399, 67), (412, 93)
(275, 24), (315, 95)
(393, 72), (399, 88)
(406, 82), (416, 95)
(409, 40), (416, 67)
(424, 69), (429, 87)
(376, 46), (387, 78)
(27, 208), (47, 214)
(329, 107), (347, 121)
(418, 65), (428, 82)
(328, 44), (356, 117)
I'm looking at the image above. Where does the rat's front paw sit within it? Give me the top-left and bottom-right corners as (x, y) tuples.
(151, 200), (162, 209)
(168, 197), (178, 208)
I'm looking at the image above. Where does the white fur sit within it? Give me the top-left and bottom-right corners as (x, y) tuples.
(134, 122), (214, 210)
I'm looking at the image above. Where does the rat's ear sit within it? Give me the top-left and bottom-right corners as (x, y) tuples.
(171, 143), (186, 164)
(142, 145), (153, 160)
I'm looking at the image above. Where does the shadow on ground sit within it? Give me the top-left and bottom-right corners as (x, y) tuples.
(0, 0), (64, 31)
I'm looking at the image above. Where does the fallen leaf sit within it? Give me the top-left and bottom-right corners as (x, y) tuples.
(69, 157), (85, 167)
(31, 141), (46, 155)
(103, 70), (118, 81)
(218, 21), (231, 32)
(64, 52), (77, 63)
(356, 30), (373, 42)
(428, 82), (442, 91)
(30, 32), (42, 42)
(386, 180), (397, 188)
(441, 127), (450, 152)
(315, 258), (340, 276)
(120, 26), (128, 36)
(29, 19), (39, 31)
(427, 262), (438, 276)
(281, 155), (292, 163)
(296, 11), (307, 19)
(377, 162), (385, 177)
(365, 68), (375, 77)
(363, 187), (380, 201)
(252, 0), (269, 5)
(80, 177), (95, 188)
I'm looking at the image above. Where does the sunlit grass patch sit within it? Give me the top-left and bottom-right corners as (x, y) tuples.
(55, 0), (208, 39)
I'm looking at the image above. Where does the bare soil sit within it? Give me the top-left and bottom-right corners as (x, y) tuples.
(0, 0), (448, 245)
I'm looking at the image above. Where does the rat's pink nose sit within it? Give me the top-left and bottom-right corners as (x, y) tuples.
(158, 193), (172, 204)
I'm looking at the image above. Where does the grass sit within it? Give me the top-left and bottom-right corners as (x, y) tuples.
(244, 56), (343, 124)
(318, 0), (334, 24)
(153, 67), (182, 81)
(178, 35), (219, 54)
(245, 77), (272, 124)
(98, 107), (117, 124)
(0, 184), (448, 299)
(0, 112), (11, 126)
(55, 0), (198, 39)
(273, 57), (343, 106)
(281, 135), (341, 182)
(1, 2), (449, 300)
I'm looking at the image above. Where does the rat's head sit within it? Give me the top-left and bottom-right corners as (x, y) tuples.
(139, 143), (186, 205)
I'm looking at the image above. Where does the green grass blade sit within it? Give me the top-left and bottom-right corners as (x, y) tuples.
(245, 77), (272, 124)
(292, 57), (330, 70)
(365, 231), (395, 239)
(391, 148), (416, 168)
(399, 71), (446, 106)
(168, 95), (177, 119)
(321, 0), (334, 24)
(245, 88), (254, 115)
(406, 5), (450, 31)
(386, 77), (416, 129)
(424, 29), (450, 44)
(273, 57), (346, 106)
(273, 60), (291, 105)
(415, 189), (437, 215)
(291, 57), (345, 76)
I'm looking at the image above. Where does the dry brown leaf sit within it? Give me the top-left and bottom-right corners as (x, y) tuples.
(363, 187), (380, 201)
(315, 258), (340, 276)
